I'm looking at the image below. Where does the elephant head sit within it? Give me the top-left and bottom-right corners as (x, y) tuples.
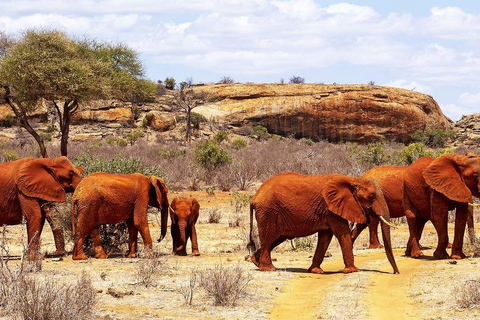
(324, 176), (400, 274)
(149, 176), (169, 242)
(423, 153), (480, 203)
(170, 197), (200, 255)
(16, 156), (82, 202)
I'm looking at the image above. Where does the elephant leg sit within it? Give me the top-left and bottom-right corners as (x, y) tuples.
(308, 230), (333, 274)
(26, 214), (46, 260)
(368, 216), (383, 249)
(90, 227), (107, 259)
(190, 223), (200, 256)
(405, 212), (423, 258)
(171, 222), (181, 254)
(44, 204), (65, 256)
(331, 218), (359, 273)
(133, 209), (153, 251)
(451, 204), (468, 259)
(126, 218), (138, 258)
(415, 217), (428, 250)
(430, 203), (450, 260)
(253, 236), (285, 271)
(72, 213), (90, 260)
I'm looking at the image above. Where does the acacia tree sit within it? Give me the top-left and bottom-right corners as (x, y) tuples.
(173, 84), (209, 143)
(0, 29), (156, 157)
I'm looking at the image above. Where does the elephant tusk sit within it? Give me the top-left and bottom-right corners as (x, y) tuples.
(379, 216), (396, 229)
(469, 203), (480, 207)
(169, 206), (176, 214)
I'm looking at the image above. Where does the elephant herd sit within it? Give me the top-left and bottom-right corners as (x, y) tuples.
(248, 153), (480, 274)
(0, 153), (479, 277)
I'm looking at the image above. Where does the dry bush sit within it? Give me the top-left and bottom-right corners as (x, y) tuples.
(179, 268), (198, 306)
(455, 279), (480, 309)
(135, 249), (168, 287)
(208, 209), (222, 224)
(0, 227), (95, 319)
(199, 264), (251, 306)
(292, 234), (317, 251)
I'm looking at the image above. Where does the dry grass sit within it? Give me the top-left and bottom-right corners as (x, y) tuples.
(455, 279), (480, 309)
(135, 249), (168, 288)
(199, 264), (252, 306)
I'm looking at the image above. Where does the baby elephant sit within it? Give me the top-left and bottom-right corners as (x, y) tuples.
(170, 197), (200, 256)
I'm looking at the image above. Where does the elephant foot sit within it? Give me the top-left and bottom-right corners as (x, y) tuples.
(192, 250), (200, 256)
(127, 252), (137, 258)
(52, 249), (65, 257)
(369, 243), (383, 249)
(433, 249), (449, 259)
(258, 264), (277, 271)
(450, 252), (466, 260)
(173, 250), (187, 256)
(308, 266), (324, 274)
(251, 253), (260, 267)
(94, 248), (107, 259)
(343, 266), (360, 274)
(410, 250), (424, 258)
(72, 252), (88, 260)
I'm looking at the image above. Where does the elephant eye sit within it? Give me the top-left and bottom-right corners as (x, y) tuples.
(368, 194), (375, 200)
(69, 170), (74, 177)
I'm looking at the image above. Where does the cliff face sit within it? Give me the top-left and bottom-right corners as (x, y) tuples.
(453, 114), (480, 148)
(193, 84), (452, 143)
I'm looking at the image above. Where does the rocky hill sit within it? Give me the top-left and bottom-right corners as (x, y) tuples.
(452, 114), (480, 148)
(193, 84), (452, 143)
(0, 84), (454, 144)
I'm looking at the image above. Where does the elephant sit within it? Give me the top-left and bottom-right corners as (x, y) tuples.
(351, 165), (408, 249)
(0, 156), (82, 258)
(71, 172), (169, 260)
(170, 197), (200, 256)
(248, 172), (399, 274)
(402, 153), (480, 259)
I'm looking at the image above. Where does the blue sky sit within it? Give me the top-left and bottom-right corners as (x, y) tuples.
(1, 0), (480, 121)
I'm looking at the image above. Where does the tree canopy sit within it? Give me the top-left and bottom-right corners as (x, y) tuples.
(0, 29), (157, 157)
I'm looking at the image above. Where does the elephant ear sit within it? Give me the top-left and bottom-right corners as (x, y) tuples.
(16, 158), (66, 202)
(170, 197), (178, 220)
(321, 176), (367, 224)
(423, 154), (472, 203)
(150, 176), (168, 209)
(190, 198), (200, 224)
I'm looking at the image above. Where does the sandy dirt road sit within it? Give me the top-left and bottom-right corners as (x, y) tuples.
(268, 249), (433, 320)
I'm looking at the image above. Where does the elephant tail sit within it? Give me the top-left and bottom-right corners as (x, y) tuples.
(71, 198), (78, 237)
(247, 202), (256, 253)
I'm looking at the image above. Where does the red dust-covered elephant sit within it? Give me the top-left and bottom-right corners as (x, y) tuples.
(248, 172), (399, 274)
(0, 157), (82, 258)
(71, 173), (169, 260)
(402, 154), (480, 259)
(169, 197), (200, 256)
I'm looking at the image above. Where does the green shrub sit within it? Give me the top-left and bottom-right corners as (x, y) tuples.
(214, 131), (229, 143)
(392, 143), (434, 165)
(3, 114), (14, 127)
(190, 112), (206, 129)
(1, 149), (19, 161)
(124, 128), (144, 145)
(359, 142), (390, 165)
(132, 105), (141, 120)
(232, 138), (248, 150)
(164, 77), (176, 90)
(302, 138), (315, 146)
(74, 154), (163, 176)
(194, 140), (232, 169)
(40, 132), (52, 142)
(205, 186), (216, 196)
(412, 127), (457, 148)
(251, 125), (269, 141)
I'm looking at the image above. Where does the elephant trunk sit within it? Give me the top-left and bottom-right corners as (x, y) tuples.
(176, 220), (188, 255)
(372, 194), (400, 274)
(351, 223), (368, 245)
(157, 198), (169, 243)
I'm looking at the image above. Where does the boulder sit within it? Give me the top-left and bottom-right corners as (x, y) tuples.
(145, 111), (176, 132)
(452, 114), (480, 147)
(192, 84), (452, 143)
(72, 108), (133, 124)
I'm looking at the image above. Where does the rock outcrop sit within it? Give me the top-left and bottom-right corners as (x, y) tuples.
(453, 114), (480, 147)
(72, 107), (134, 124)
(145, 111), (177, 132)
(193, 84), (452, 143)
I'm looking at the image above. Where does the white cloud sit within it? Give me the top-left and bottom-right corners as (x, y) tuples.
(440, 103), (475, 121)
(459, 92), (480, 107)
(382, 80), (432, 94)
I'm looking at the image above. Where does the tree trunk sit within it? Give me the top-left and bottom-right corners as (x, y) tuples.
(186, 108), (191, 143)
(2, 86), (48, 157)
(60, 101), (74, 156)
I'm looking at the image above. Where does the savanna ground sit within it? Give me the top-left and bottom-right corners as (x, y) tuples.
(1, 130), (480, 320)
